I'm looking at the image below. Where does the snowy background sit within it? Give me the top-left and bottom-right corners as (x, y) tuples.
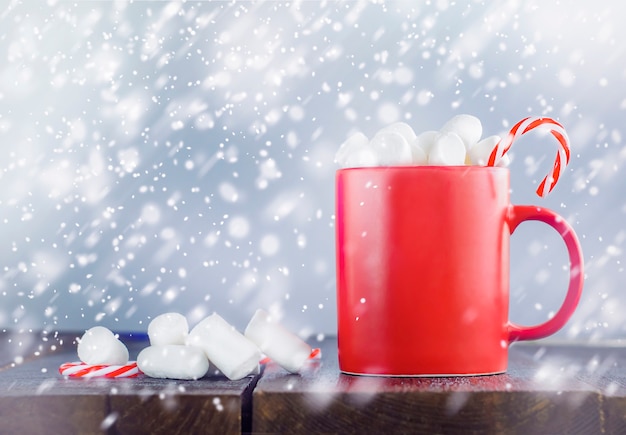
(0, 0), (623, 341)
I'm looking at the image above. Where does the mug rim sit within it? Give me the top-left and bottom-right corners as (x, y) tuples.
(336, 165), (509, 173)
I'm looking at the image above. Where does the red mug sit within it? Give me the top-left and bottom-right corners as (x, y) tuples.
(335, 166), (583, 376)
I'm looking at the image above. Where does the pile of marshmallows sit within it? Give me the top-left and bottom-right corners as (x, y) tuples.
(335, 114), (510, 168)
(76, 309), (313, 380)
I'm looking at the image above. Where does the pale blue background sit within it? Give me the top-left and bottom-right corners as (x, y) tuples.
(0, 1), (623, 341)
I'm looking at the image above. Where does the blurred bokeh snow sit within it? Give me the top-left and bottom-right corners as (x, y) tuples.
(0, 0), (624, 341)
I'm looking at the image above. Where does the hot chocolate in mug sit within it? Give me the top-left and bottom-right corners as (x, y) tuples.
(335, 166), (583, 376)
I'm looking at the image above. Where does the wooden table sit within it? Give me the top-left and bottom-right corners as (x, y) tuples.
(0, 331), (255, 434)
(1, 331), (625, 434)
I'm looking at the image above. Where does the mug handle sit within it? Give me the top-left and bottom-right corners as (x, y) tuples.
(507, 205), (584, 342)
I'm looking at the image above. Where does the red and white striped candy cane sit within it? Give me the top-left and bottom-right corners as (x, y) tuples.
(487, 117), (570, 197)
(259, 347), (322, 365)
(59, 361), (141, 378)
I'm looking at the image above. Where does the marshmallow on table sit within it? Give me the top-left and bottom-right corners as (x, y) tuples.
(428, 132), (467, 166)
(77, 326), (129, 366)
(244, 309), (313, 374)
(148, 312), (189, 346)
(186, 313), (261, 381)
(137, 344), (209, 380)
(440, 114), (483, 151)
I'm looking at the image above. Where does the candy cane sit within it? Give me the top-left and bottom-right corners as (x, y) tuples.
(59, 361), (141, 378)
(259, 347), (322, 365)
(487, 117), (570, 197)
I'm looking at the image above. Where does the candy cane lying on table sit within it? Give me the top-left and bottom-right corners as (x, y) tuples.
(59, 361), (141, 378)
(61, 348), (322, 378)
(487, 117), (571, 197)
(259, 347), (322, 365)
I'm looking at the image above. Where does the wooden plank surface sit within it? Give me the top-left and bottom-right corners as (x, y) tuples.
(253, 338), (609, 434)
(0, 332), (257, 435)
(3, 331), (626, 434)
(514, 343), (626, 435)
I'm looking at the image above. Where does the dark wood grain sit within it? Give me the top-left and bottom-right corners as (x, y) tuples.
(0, 333), (257, 435)
(108, 374), (256, 435)
(0, 348), (108, 434)
(514, 342), (626, 435)
(253, 338), (604, 434)
(4, 332), (626, 434)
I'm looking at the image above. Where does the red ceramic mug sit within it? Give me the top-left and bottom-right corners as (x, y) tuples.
(335, 166), (584, 376)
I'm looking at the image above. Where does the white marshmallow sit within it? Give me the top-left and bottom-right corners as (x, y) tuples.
(369, 131), (413, 166)
(412, 130), (438, 158)
(468, 135), (501, 166)
(496, 153), (511, 168)
(441, 114), (483, 151)
(244, 309), (312, 374)
(428, 132), (467, 166)
(186, 313), (261, 381)
(137, 344), (209, 380)
(343, 144), (379, 168)
(77, 326), (129, 366)
(147, 312), (188, 346)
(378, 122), (417, 143)
(205, 361), (260, 377)
(335, 132), (369, 167)
(409, 141), (428, 165)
